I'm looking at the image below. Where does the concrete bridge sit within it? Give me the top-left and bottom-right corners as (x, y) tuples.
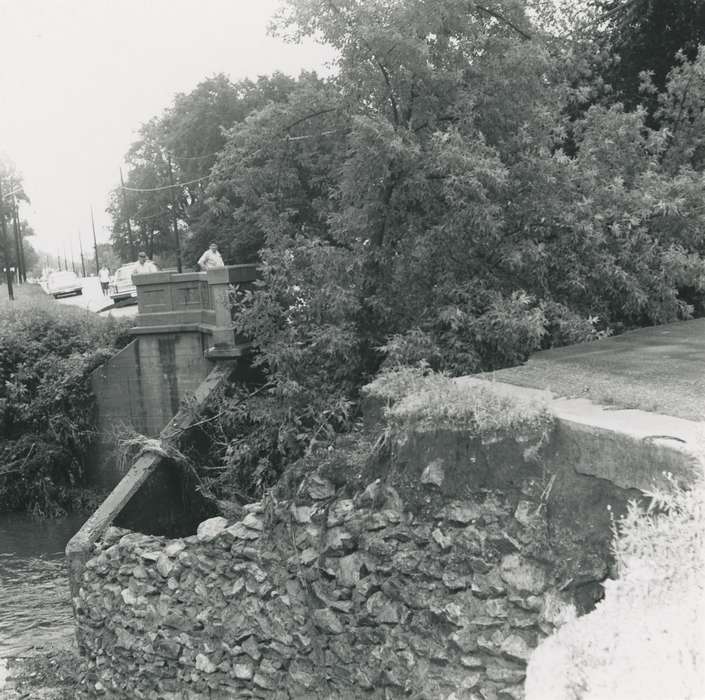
(89, 264), (257, 485)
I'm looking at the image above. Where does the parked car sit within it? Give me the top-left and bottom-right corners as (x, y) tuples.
(46, 270), (83, 298)
(109, 263), (139, 303)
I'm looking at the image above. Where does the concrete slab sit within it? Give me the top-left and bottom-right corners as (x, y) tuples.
(455, 375), (703, 496)
(489, 318), (705, 421)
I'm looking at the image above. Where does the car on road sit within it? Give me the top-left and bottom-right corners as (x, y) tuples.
(46, 270), (83, 298)
(109, 263), (139, 304)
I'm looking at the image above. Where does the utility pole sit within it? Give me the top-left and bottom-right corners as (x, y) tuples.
(57, 250), (62, 271)
(11, 200), (23, 284)
(0, 179), (14, 300)
(90, 205), (99, 274)
(78, 231), (86, 278)
(12, 197), (26, 282)
(63, 245), (68, 272)
(70, 240), (77, 275)
(167, 156), (182, 272)
(120, 168), (136, 258)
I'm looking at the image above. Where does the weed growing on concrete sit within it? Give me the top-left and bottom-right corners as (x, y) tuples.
(365, 368), (554, 440)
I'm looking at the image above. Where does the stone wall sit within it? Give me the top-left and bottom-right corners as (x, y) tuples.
(75, 465), (578, 699)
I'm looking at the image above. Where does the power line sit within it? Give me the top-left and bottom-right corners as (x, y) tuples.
(120, 175), (210, 193)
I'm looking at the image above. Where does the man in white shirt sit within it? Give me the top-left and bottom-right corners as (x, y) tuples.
(197, 242), (225, 271)
(134, 251), (158, 274)
(98, 266), (111, 295)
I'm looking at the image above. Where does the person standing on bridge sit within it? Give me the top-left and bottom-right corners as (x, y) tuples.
(134, 251), (158, 274)
(98, 266), (111, 295)
(197, 242), (225, 271)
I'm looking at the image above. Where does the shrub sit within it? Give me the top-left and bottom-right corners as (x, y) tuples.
(0, 287), (130, 515)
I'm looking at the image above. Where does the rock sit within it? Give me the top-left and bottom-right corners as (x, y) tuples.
(226, 522), (260, 540)
(164, 540), (186, 557)
(156, 553), (175, 578)
(450, 627), (478, 653)
(299, 547), (318, 565)
(486, 664), (526, 684)
(485, 598), (510, 619)
(460, 655), (485, 669)
(500, 634), (533, 663)
(102, 526), (129, 544)
(472, 571), (506, 598)
(421, 459), (445, 487)
(514, 500), (535, 527)
(336, 553), (363, 587)
(461, 673), (482, 690)
(366, 592), (401, 624)
(500, 555), (548, 595)
(242, 513), (264, 531)
(307, 474), (336, 500)
(154, 638), (181, 659)
(120, 588), (138, 606)
(327, 499), (355, 526)
(197, 517), (228, 542)
(324, 527), (354, 554)
(539, 590), (576, 630)
(312, 608), (344, 634)
(498, 684), (525, 700)
(241, 636), (262, 660)
(291, 506), (312, 524)
(432, 528), (453, 550)
(232, 663), (254, 680)
(195, 653), (217, 674)
(440, 503), (483, 525)
(443, 572), (470, 591)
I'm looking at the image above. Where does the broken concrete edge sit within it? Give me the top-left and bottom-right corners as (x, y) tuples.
(66, 361), (236, 599)
(455, 376), (703, 493)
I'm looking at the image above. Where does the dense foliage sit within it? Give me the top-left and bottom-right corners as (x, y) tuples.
(0, 288), (130, 515)
(110, 0), (705, 498)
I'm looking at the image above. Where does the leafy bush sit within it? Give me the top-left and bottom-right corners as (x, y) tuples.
(0, 288), (130, 516)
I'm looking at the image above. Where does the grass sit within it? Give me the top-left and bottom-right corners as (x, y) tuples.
(490, 320), (705, 421)
(364, 367), (554, 438)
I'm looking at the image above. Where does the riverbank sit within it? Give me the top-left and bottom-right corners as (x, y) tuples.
(0, 648), (81, 699)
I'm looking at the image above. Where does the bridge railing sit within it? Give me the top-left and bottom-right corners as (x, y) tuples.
(131, 264), (258, 357)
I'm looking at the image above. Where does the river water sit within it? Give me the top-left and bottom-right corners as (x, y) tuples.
(0, 512), (85, 657)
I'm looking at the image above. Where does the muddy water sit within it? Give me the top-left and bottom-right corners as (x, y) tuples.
(0, 513), (84, 656)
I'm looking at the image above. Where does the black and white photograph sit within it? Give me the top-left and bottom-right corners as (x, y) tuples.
(0, 0), (704, 697)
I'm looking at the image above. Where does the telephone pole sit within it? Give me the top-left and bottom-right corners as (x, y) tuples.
(167, 156), (182, 272)
(12, 197), (26, 282)
(120, 168), (136, 258)
(0, 179), (14, 300)
(90, 205), (99, 274)
(78, 231), (87, 277)
(70, 240), (77, 275)
(11, 201), (23, 284)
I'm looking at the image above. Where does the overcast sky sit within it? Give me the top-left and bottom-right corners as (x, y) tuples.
(0, 0), (334, 262)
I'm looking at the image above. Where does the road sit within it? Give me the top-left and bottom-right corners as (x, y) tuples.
(52, 276), (138, 319)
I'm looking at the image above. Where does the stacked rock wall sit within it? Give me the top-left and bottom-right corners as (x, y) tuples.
(75, 466), (578, 699)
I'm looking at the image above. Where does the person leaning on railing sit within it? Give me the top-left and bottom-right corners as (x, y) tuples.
(134, 251), (158, 274)
(197, 242), (225, 270)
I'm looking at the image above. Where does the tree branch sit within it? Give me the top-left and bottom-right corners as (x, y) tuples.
(474, 4), (532, 40)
